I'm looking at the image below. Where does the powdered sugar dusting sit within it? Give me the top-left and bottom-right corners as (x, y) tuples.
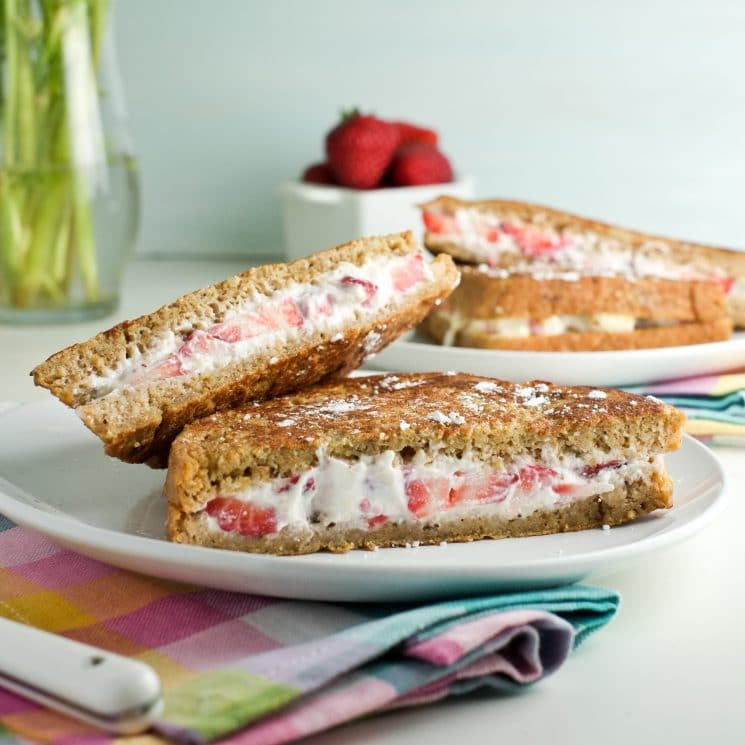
(427, 410), (466, 425)
(587, 389), (607, 399)
(474, 381), (501, 394)
(363, 330), (382, 352)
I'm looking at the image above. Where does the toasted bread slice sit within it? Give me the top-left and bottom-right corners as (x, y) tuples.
(165, 373), (684, 555)
(422, 268), (733, 351)
(421, 196), (745, 326)
(32, 233), (459, 466)
(425, 312), (732, 351)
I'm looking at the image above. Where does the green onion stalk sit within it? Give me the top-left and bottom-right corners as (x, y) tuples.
(1, 0), (109, 309)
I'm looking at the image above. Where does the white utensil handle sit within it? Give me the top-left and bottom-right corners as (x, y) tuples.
(0, 617), (162, 734)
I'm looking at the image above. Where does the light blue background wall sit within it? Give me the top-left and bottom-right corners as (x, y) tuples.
(115, 0), (745, 258)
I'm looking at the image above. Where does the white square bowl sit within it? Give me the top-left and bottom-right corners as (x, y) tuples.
(280, 177), (474, 260)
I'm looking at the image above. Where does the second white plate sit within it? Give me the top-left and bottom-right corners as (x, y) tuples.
(0, 400), (727, 603)
(372, 330), (745, 387)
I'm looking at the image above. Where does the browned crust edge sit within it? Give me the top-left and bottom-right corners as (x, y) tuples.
(441, 269), (728, 322)
(166, 472), (672, 555)
(424, 311), (733, 351)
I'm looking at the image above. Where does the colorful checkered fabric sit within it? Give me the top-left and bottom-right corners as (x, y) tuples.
(631, 369), (745, 445)
(0, 518), (619, 744)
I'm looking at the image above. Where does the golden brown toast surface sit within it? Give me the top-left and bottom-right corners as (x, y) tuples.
(166, 372), (685, 513)
(442, 267), (728, 322)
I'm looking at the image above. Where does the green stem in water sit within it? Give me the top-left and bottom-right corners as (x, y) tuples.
(72, 172), (98, 301)
(15, 171), (68, 305)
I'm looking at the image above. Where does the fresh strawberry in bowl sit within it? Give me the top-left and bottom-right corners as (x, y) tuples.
(325, 110), (400, 189)
(282, 108), (472, 259)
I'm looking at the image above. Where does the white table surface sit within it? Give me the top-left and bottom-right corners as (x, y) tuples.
(1, 258), (743, 744)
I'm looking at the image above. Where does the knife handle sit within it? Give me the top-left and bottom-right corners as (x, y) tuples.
(0, 616), (162, 734)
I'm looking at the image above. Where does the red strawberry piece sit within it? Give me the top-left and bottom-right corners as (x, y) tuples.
(519, 464), (558, 492)
(209, 297), (302, 343)
(341, 276), (378, 304)
(406, 480), (429, 518)
(480, 226), (500, 243)
(303, 477), (316, 493)
(276, 474), (301, 494)
(392, 120), (438, 147)
(132, 353), (184, 385)
(208, 319), (243, 343)
(302, 162), (336, 185)
(391, 252), (426, 293)
(717, 276), (734, 294)
(389, 143), (453, 187)
(178, 330), (218, 359)
(205, 497), (242, 532)
(366, 514), (389, 529)
(325, 111), (400, 189)
(422, 211), (461, 236)
(237, 503), (278, 537)
(277, 297), (304, 328)
(406, 477), (452, 518)
(553, 483), (577, 496)
(502, 223), (562, 257)
(450, 472), (518, 505)
(581, 460), (623, 478)
(360, 498), (389, 529)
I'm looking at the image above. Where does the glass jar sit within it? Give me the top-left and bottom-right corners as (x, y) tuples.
(0, 0), (138, 323)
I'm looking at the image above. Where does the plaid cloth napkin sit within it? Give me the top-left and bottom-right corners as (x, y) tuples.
(630, 369), (745, 446)
(0, 516), (619, 744)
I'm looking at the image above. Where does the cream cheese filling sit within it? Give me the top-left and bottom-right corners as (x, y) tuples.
(437, 311), (689, 340)
(426, 207), (736, 289)
(88, 251), (432, 398)
(201, 448), (663, 538)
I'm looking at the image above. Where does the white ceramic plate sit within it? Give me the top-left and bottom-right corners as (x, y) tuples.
(0, 400), (726, 603)
(372, 330), (745, 387)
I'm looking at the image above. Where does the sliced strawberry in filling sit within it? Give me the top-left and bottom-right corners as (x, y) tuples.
(716, 276), (734, 294)
(209, 297), (304, 343)
(581, 460), (623, 478)
(391, 252), (426, 293)
(179, 330), (219, 358)
(340, 275), (378, 305)
(276, 474), (301, 494)
(502, 222), (563, 256)
(360, 498), (389, 529)
(423, 211), (460, 235)
(276, 296), (304, 327)
(206, 497), (277, 536)
(449, 471), (518, 506)
(237, 503), (277, 537)
(518, 464), (558, 491)
(406, 476), (450, 518)
(128, 353), (184, 385)
(205, 496), (242, 532)
(478, 225), (500, 243)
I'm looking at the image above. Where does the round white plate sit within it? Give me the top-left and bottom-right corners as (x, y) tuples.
(372, 330), (745, 387)
(0, 400), (726, 602)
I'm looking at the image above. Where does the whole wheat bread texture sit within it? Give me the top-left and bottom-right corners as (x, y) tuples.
(425, 311), (732, 351)
(422, 267), (733, 351)
(422, 196), (745, 326)
(32, 233), (458, 466)
(166, 372), (684, 554)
